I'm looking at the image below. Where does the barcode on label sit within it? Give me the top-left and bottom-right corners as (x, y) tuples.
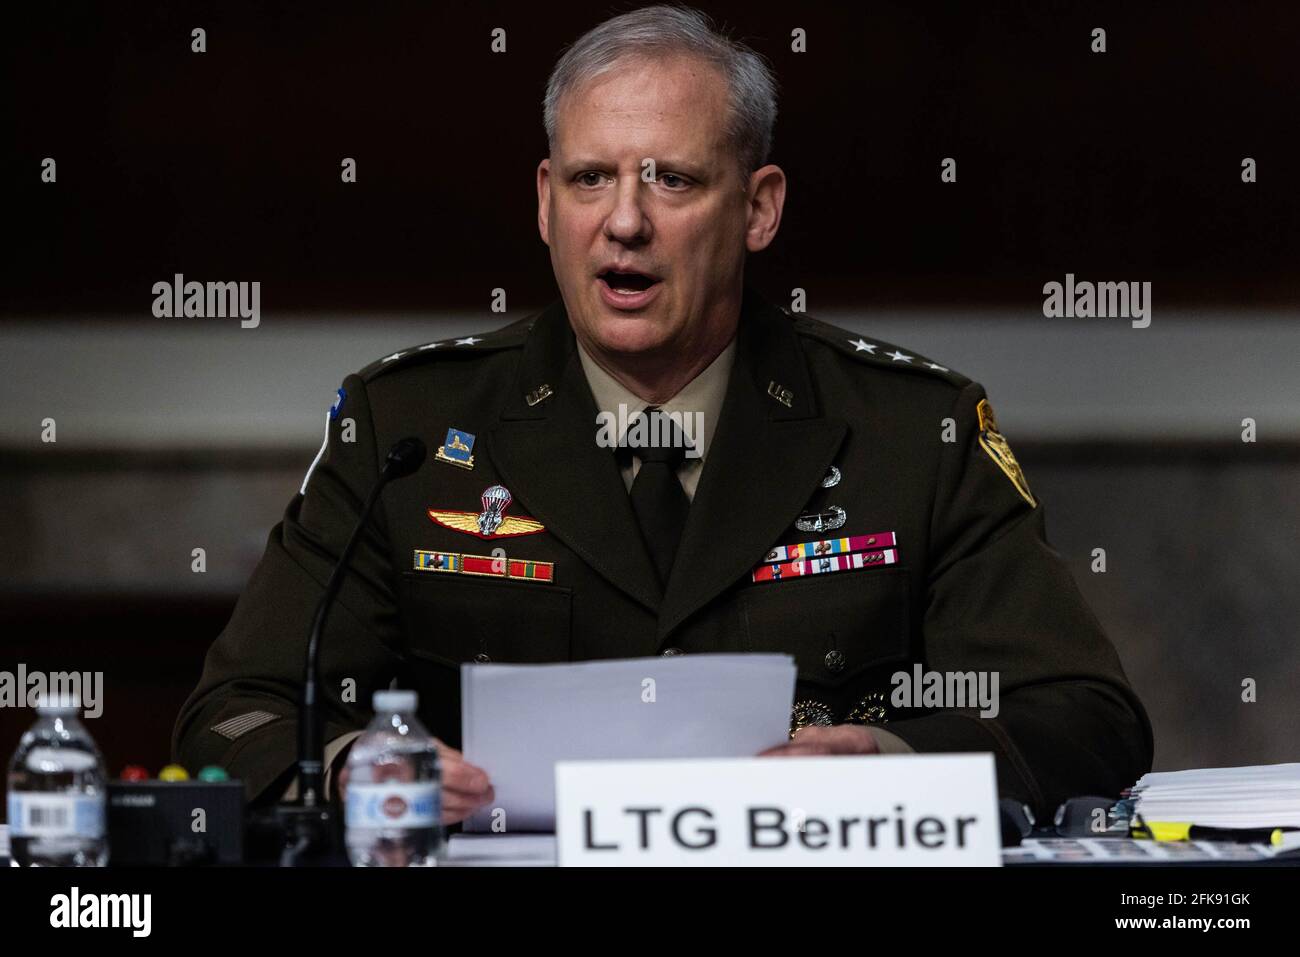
(27, 805), (69, 828)
(6, 792), (104, 838)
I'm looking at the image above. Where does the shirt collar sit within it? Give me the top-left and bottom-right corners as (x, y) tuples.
(576, 337), (737, 463)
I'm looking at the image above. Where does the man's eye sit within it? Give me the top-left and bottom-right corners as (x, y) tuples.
(658, 173), (690, 189)
(576, 172), (606, 187)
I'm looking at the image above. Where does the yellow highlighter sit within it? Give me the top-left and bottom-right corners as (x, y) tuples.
(1132, 821), (1289, 845)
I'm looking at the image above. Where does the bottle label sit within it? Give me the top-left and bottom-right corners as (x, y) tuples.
(345, 782), (439, 829)
(7, 792), (105, 838)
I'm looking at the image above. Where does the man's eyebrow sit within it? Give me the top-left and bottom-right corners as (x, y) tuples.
(558, 157), (711, 179)
(653, 158), (710, 179)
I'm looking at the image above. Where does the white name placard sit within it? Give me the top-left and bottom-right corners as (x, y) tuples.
(555, 754), (1001, 866)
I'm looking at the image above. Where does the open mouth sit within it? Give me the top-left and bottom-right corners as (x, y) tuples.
(597, 270), (661, 295)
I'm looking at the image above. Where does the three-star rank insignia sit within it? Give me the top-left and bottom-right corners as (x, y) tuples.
(427, 484), (545, 539)
(976, 399), (1037, 508)
(434, 427), (476, 470)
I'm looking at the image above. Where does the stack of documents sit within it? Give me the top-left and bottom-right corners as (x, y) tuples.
(1130, 763), (1300, 829)
(460, 654), (796, 832)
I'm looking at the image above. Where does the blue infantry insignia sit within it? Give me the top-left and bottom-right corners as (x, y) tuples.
(435, 427), (476, 470)
(976, 399), (1036, 508)
(329, 388), (347, 420)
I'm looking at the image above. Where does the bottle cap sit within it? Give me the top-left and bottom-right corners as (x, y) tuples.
(197, 765), (229, 782)
(120, 764), (150, 782)
(35, 691), (81, 714)
(373, 689), (417, 713)
(158, 764), (190, 782)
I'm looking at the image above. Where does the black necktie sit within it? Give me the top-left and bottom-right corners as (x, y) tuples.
(625, 407), (690, 586)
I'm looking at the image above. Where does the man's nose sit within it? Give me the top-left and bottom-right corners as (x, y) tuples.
(603, 175), (652, 244)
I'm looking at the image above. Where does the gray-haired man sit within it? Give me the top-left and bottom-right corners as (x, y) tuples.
(176, 5), (1152, 826)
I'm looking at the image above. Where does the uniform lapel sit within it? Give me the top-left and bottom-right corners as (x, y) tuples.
(488, 299), (663, 615)
(657, 287), (848, 642)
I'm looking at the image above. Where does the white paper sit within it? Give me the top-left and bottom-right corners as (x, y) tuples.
(443, 833), (557, 867)
(1131, 763), (1300, 828)
(460, 654), (796, 832)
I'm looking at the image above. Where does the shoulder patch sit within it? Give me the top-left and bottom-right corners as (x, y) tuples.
(789, 311), (970, 386)
(359, 313), (536, 383)
(976, 398), (1037, 508)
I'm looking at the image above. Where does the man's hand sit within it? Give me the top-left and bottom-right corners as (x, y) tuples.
(335, 738), (495, 825)
(758, 724), (881, 757)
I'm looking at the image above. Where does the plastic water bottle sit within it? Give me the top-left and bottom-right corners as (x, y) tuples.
(344, 689), (442, 867)
(6, 693), (108, 867)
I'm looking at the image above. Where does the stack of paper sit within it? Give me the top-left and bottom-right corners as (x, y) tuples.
(1130, 763), (1300, 829)
(460, 654), (796, 832)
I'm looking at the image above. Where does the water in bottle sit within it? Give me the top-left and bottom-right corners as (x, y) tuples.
(344, 689), (441, 866)
(6, 693), (109, 867)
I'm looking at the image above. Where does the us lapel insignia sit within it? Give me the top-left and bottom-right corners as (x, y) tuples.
(427, 484), (545, 539)
(434, 427), (476, 470)
(820, 465), (841, 488)
(975, 399), (1037, 508)
(794, 505), (846, 533)
(766, 380), (794, 407)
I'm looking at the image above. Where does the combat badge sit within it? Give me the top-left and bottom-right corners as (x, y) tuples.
(794, 505), (846, 534)
(434, 427), (476, 470)
(976, 399), (1037, 508)
(427, 484), (545, 539)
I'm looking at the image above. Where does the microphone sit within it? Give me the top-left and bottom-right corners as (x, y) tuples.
(278, 436), (426, 866)
(382, 436), (428, 479)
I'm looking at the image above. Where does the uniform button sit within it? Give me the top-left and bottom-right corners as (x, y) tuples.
(661, 647), (685, 656)
(473, 653), (491, 664)
(824, 650), (845, 673)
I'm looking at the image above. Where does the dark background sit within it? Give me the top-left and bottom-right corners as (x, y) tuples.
(4, 0), (1298, 315)
(2, 1), (1297, 803)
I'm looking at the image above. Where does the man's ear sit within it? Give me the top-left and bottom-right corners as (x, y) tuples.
(536, 158), (552, 247)
(744, 164), (787, 253)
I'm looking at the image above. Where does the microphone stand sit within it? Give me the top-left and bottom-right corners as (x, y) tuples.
(271, 438), (426, 867)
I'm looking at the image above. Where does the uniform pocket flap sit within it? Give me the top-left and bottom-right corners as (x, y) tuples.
(740, 567), (911, 687)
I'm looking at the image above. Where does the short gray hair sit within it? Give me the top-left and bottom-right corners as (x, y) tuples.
(543, 4), (778, 179)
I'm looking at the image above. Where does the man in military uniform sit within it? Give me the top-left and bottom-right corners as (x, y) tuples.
(175, 6), (1152, 825)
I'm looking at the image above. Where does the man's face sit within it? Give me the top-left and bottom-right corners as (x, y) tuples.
(538, 55), (767, 362)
